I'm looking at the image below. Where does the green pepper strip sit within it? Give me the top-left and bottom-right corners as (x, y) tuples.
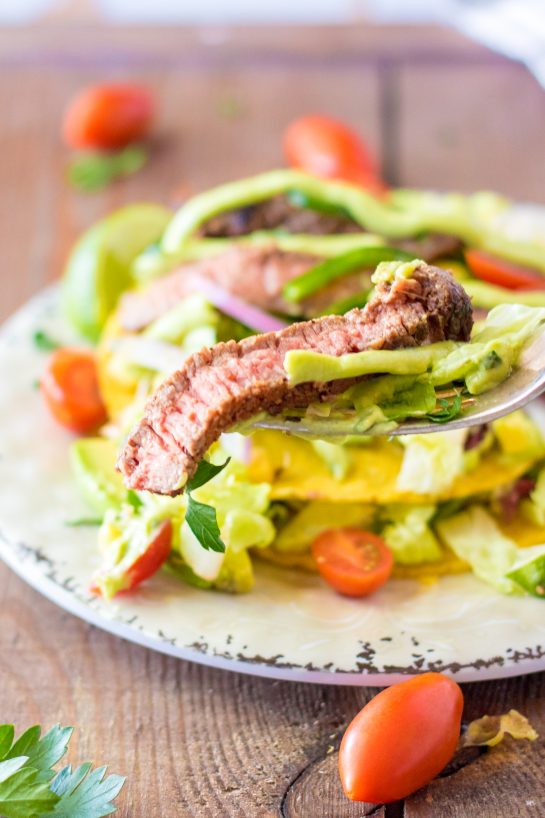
(464, 280), (545, 309)
(283, 246), (414, 303)
(286, 189), (352, 219)
(161, 169), (429, 254)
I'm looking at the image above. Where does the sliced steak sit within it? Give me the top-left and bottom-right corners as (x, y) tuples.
(202, 195), (462, 256)
(118, 263), (473, 495)
(201, 195), (361, 237)
(119, 246), (319, 331)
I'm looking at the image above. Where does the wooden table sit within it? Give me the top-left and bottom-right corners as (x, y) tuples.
(1, 23), (545, 817)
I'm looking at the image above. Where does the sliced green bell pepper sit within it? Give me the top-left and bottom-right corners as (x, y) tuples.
(282, 246), (414, 303)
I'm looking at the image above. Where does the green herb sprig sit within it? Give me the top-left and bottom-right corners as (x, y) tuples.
(68, 146), (148, 192)
(0, 723), (125, 818)
(185, 458), (231, 553)
(425, 393), (463, 424)
(32, 330), (61, 352)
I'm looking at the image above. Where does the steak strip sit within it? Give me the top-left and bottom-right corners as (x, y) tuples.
(118, 263), (472, 495)
(119, 234), (461, 332)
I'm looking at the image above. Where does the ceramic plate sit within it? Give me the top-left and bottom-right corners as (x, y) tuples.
(1, 285), (545, 686)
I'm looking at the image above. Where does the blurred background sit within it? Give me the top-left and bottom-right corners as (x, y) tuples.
(1, 0), (544, 319)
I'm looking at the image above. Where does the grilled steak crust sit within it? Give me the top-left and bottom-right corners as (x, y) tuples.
(201, 195), (462, 260)
(118, 263), (472, 495)
(201, 195), (361, 237)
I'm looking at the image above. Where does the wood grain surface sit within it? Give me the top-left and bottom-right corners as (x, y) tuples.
(1, 23), (544, 817)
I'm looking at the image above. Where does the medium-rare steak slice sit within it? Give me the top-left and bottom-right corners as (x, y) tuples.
(119, 246), (320, 331)
(118, 263), (472, 495)
(119, 235), (462, 332)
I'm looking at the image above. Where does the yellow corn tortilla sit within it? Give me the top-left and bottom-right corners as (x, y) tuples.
(96, 315), (140, 419)
(499, 514), (545, 548)
(256, 509), (545, 582)
(248, 430), (537, 504)
(254, 543), (470, 580)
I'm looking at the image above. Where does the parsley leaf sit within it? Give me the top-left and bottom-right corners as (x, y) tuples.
(3, 725), (71, 782)
(64, 518), (103, 528)
(185, 496), (226, 553)
(0, 766), (58, 818)
(0, 724), (124, 818)
(68, 146), (148, 192)
(186, 458), (231, 492)
(184, 458), (231, 553)
(425, 393), (463, 424)
(8, 726), (71, 783)
(0, 726), (15, 759)
(45, 763), (125, 818)
(126, 490), (143, 510)
(32, 330), (60, 352)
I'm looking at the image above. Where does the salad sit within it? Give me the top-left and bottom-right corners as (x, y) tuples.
(42, 117), (545, 603)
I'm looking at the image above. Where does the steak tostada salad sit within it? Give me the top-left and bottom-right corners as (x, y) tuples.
(41, 118), (545, 602)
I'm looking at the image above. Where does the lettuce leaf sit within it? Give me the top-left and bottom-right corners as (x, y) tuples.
(436, 505), (521, 594)
(273, 501), (375, 553)
(396, 429), (467, 495)
(381, 504), (442, 564)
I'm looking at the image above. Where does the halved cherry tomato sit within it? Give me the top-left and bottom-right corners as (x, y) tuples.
(339, 672), (464, 803)
(91, 519), (173, 598)
(283, 114), (386, 196)
(311, 528), (393, 597)
(125, 519), (172, 592)
(62, 83), (154, 150)
(465, 249), (545, 291)
(41, 348), (107, 434)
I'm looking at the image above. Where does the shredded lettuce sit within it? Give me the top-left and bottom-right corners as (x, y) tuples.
(396, 429), (467, 495)
(310, 440), (352, 479)
(437, 505), (522, 594)
(94, 502), (176, 598)
(144, 294), (218, 343)
(381, 504), (442, 564)
(274, 501), (375, 552)
(87, 439), (275, 595)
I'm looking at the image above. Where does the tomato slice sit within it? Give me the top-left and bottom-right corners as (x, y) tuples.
(311, 528), (393, 597)
(91, 519), (173, 598)
(41, 348), (107, 434)
(283, 115), (386, 196)
(339, 672), (464, 803)
(125, 519), (172, 592)
(465, 249), (545, 291)
(62, 83), (154, 150)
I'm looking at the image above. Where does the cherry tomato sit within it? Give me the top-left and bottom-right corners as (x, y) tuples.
(283, 114), (386, 195)
(311, 528), (393, 597)
(62, 83), (154, 150)
(41, 348), (107, 434)
(339, 672), (464, 803)
(465, 249), (545, 291)
(125, 519), (172, 592)
(91, 519), (173, 598)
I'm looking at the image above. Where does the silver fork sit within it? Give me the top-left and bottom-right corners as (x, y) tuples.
(253, 329), (545, 437)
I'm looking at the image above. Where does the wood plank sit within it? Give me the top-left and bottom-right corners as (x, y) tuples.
(0, 24), (502, 67)
(405, 674), (545, 817)
(0, 62), (380, 322)
(0, 565), (376, 817)
(397, 62), (545, 201)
